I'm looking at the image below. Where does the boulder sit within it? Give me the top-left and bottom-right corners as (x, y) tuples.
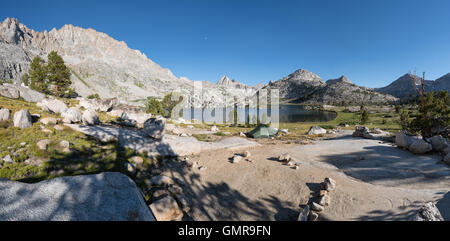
(61, 108), (82, 124)
(13, 109), (32, 128)
(395, 131), (415, 148)
(143, 116), (166, 140)
(352, 126), (369, 137)
(96, 98), (118, 112)
(120, 111), (152, 127)
(37, 98), (68, 114)
(444, 147), (450, 155)
(36, 139), (50, 150)
(40, 117), (58, 125)
(0, 108), (10, 121)
(307, 126), (327, 135)
(0, 172), (155, 221)
(149, 195), (183, 221)
(409, 139), (432, 154)
(443, 153), (450, 165)
(371, 128), (383, 134)
(413, 202), (444, 221)
(82, 109), (100, 125)
(0, 85), (20, 99)
(0, 84), (45, 102)
(430, 136), (449, 152)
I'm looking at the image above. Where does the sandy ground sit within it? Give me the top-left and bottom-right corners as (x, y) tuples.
(160, 131), (450, 221)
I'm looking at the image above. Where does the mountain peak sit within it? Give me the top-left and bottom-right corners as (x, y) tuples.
(326, 75), (352, 85)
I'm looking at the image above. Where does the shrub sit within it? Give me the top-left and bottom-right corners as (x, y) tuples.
(145, 97), (164, 116)
(87, 93), (100, 100)
(360, 109), (369, 124)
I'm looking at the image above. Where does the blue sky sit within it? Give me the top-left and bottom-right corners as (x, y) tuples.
(1, 0), (450, 87)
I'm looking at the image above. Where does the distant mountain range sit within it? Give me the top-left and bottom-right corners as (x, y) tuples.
(375, 73), (450, 99)
(0, 17), (448, 107)
(264, 70), (398, 105)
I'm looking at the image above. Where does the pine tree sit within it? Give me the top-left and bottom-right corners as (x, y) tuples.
(29, 56), (48, 93)
(47, 51), (71, 95)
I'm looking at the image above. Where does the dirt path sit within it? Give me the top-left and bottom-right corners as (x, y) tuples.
(162, 131), (450, 221)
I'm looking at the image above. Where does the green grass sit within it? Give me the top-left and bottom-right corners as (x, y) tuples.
(0, 96), (158, 194)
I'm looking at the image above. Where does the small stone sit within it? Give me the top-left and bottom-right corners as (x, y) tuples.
(242, 151), (251, 158)
(149, 195), (183, 221)
(36, 139), (51, 150)
(319, 194), (331, 206)
(319, 190), (328, 197)
(125, 162), (136, 174)
(168, 185), (183, 195)
(232, 155), (242, 163)
(180, 133), (188, 137)
(59, 140), (70, 148)
(294, 165), (300, 170)
(308, 211), (319, 221)
(20, 142), (26, 147)
(199, 166), (207, 171)
(297, 205), (310, 221)
(239, 132), (246, 137)
(286, 160), (295, 166)
(278, 153), (291, 162)
(311, 202), (324, 212)
(176, 195), (191, 213)
(131, 156), (144, 166)
(40, 117), (58, 125)
(3, 155), (13, 164)
(54, 125), (65, 131)
(211, 126), (219, 132)
(322, 177), (336, 191)
(149, 175), (174, 186)
(184, 159), (197, 169)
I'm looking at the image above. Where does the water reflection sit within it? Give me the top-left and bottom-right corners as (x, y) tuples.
(180, 105), (337, 123)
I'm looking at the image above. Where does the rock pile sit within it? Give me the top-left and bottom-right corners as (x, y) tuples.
(352, 126), (391, 140)
(395, 131), (448, 159)
(145, 175), (187, 221)
(298, 177), (336, 221)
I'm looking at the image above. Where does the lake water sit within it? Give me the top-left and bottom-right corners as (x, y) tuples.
(180, 104), (337, 124)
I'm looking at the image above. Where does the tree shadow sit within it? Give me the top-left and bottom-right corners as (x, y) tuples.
(318, 143), (450, 186)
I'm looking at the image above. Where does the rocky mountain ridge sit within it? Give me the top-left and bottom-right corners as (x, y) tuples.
(0, 17), (258, 108)
(375, 73), (450, 100)
(264, 69), (398, 105)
